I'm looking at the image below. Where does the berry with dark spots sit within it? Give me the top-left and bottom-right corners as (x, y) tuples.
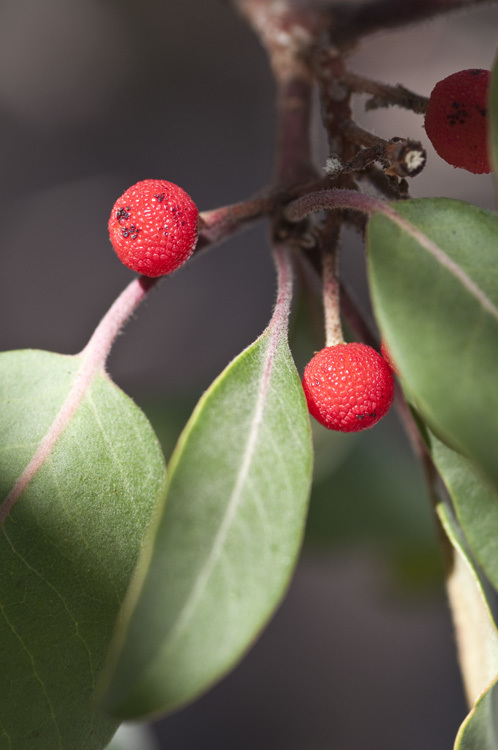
(108, 179), (199, 277)
(424, 69), (491, 174)
(302, 342), (395, 432)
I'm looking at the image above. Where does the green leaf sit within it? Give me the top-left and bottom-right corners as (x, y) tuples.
(105, 724), (158, 750)
(437, 504), (498, 749)
(490, 51), (498, 176)
(0, 350), (166, 750)
(367, 198), (498, 491)
(428, 431), (498, 596)
(456, 681), (498, 750)
(102, 249), (313, 719)
(438, 503), (498, 707)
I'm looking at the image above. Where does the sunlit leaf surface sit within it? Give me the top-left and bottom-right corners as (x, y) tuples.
(0, 350), (166, 749)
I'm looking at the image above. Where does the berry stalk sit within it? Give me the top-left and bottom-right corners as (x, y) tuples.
(286, 188), (498, 321)
(321, 229), (343, 348)
(80, 275), (157, 371)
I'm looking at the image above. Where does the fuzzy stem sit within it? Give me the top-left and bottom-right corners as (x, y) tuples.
(343, 72), (429, 114)
(332, 0), (496, 48)
(197, 177), (330, 254)
(341, 122), (427, 179)
(342, 120), (389, 149)
(322, 244), (343, 348)
(271, 243), (294, 333)
(198, 193), (281, 248)
(0, 275), (157, 524)
(285, 187), (391, 223)
(80, 275), (158, 370)
(286, 188), (498, 322)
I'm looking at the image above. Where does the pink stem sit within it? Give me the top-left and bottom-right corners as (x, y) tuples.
(270, 244), (294, 333)
(0, 275), (157, 524)
(285, 188), (388, 222)
(286, 188), (498, 323)
(80, 275), (158, 369)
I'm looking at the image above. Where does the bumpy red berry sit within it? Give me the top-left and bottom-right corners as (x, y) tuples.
(302, 343), (395, 433)
(108, 179), (199, 277)
(381, 339), (398, 376)
(424, 69), (491, 174)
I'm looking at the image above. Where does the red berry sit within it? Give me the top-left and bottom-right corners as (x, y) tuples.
(380, 339), (398, 376)
(302, 343), (394, 433)
(424, 69), (491, 174)
(108, 179), (199, 277)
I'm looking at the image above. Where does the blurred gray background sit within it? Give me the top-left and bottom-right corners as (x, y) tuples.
(1, 1), (497, 748)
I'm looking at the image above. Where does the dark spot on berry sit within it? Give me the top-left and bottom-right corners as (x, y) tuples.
(479, 107), (487, 117)
(369, 412), (377, 418)
(471, 69), (482, 76)
(116, 206), (130, 223)
(356, 414), (365, 420)
(447, 105), (468, 126)
(154, 193), (165, 203)
(121, 228), (129, 238)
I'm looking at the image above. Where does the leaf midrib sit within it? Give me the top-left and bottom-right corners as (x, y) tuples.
(0, 352), (98, 524)
(385, 207), (498, 322)
(154, 326), (281, 658)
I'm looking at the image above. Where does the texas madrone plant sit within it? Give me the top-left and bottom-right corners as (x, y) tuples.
(1, 1), (498, 748)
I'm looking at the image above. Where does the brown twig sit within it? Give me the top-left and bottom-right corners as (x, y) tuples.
(197, 175), (330, 255)
(343, 71), (429, 114)
(234, 0), (318, 185)
(358, 165), (411, 201)
(328, 0), (497, 49)
(197, 192), (281, 249)
(342, 120), (427, 178)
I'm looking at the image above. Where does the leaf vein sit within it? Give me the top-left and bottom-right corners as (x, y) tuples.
(0, 594), (63, 749)
(1, 524), (96, 688)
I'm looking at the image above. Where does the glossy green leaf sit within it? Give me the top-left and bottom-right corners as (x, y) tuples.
(367, 198), (498, 491)
(102, 250), (313, 719)
(429, 431), (498, 596)
(490, 51), (498, 176)
(438, 503), (498, 707)
(0, 350), (166, 750)
(456, 680), (498, 750)
(438, 504), (498, 749)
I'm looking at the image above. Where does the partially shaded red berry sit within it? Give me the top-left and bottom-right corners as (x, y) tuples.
(424, 69), (491, 174)
(108, 179), (199, 277)
(302, 343), (395, 433)
(381, 339), (398, 376)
